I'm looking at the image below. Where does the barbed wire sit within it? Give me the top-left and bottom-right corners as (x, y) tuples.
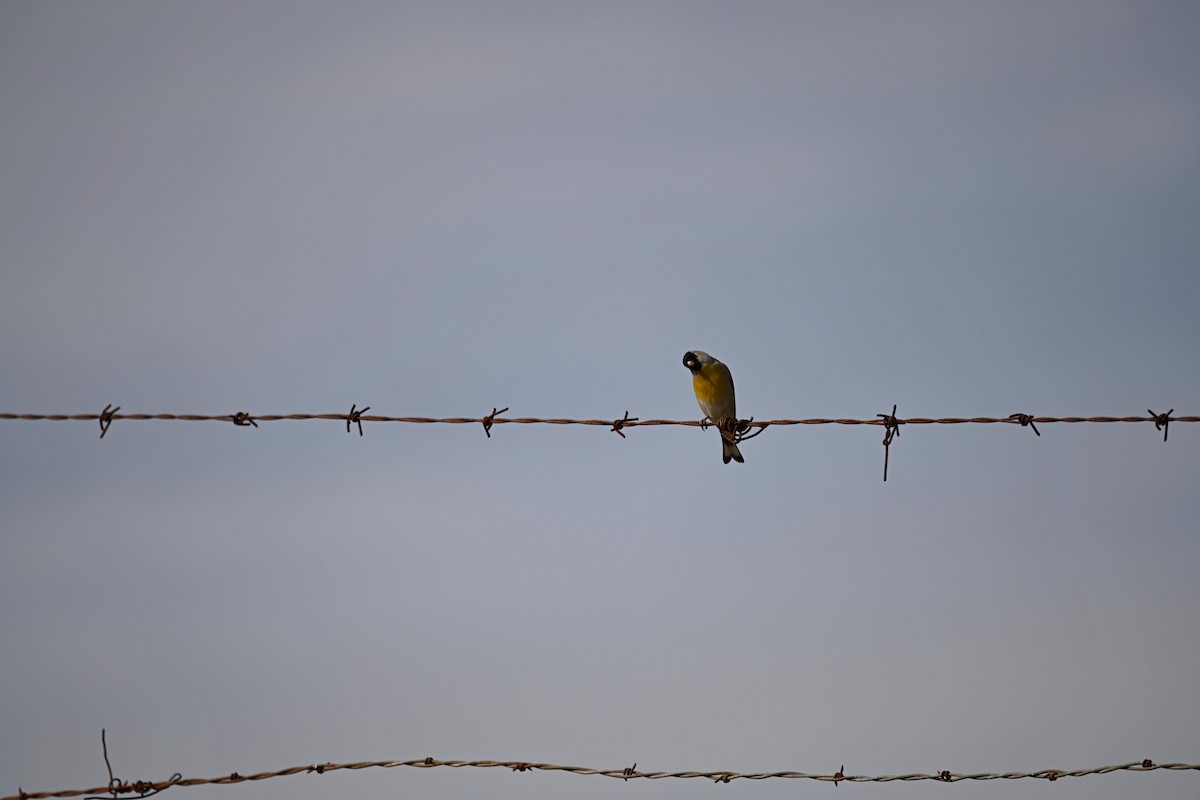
(2, 405), (1192, 480)
(10, 744), (1198, 800)
(2, 407), (1193, 435)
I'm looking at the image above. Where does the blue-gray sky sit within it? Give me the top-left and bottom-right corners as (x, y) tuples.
(2, 3), (1198, 800)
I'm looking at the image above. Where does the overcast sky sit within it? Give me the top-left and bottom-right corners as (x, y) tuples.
(2, 3), (1198, 800)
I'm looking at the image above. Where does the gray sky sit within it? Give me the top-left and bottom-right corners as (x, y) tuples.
(2, 3), (1198, 800)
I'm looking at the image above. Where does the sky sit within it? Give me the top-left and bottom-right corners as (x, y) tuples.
(1, 3), (1198, 800)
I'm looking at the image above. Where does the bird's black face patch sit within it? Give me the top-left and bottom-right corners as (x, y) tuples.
(683, 351), (700, 372)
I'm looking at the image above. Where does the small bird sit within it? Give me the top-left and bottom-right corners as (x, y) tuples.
(682, 350), (744, 464)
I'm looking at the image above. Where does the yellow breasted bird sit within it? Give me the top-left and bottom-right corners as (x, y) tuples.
(683, 350), (744, 464)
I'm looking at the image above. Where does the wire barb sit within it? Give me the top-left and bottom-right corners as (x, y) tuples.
(709, 417), (769, 455)
(878, 404), (901, 482)
(732, 417), (769, 443)
(1148, 408), (1173, 442)
(345, 404), (369, 437)
(82, 730), (181, 800)
(98, 405), (119, 440)
(610, 411), (638, 438)
(833, 765), (844, 787)
(102, 729), (115, 796)
(230, 412), (257, 428)
(482, 407), (508, 439)
(1008, 412), (1041, 437)
(622, 763), (637, 781)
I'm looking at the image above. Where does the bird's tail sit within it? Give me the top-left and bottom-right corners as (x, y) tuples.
(722, 436), (745, 464)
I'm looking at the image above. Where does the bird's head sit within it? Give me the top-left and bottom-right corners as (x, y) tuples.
(683, 350), (711, 373)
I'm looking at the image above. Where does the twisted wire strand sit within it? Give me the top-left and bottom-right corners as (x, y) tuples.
(9, 757), (1197, 800)
(3, 411), (1197, 427)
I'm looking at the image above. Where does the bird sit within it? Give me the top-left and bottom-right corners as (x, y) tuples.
(682, 350), (744, 464)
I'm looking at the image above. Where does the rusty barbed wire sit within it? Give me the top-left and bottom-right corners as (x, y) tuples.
(9, 752), (1197, 800)
(3, 409), (1196, 431)
(2, 407), (1194, 482)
